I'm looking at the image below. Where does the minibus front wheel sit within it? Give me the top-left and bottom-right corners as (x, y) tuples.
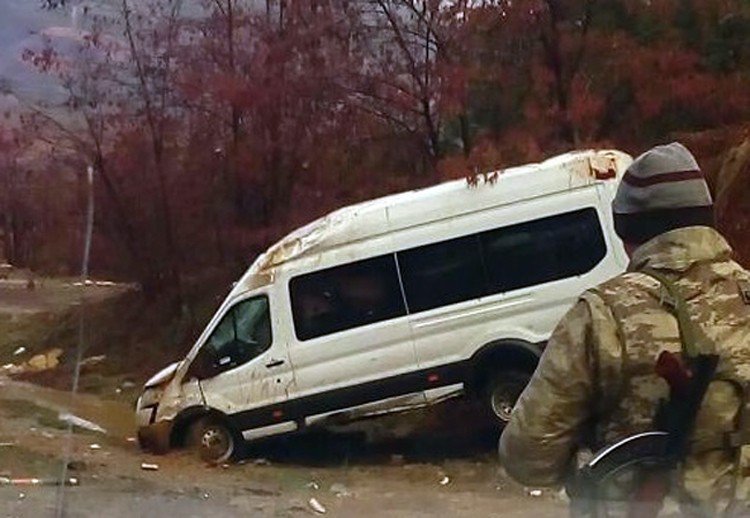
(189, 416), (242, 464)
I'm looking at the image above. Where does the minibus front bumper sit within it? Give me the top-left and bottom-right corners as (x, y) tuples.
(136, 361), (183, 453)
(136, 394), (172, 454)
(136, 418), (173, 454)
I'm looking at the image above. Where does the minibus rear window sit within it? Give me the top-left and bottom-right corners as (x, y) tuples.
(480, 208), (606, 294)
(397, 207), (606, 314)
(290, 255), (406, 341)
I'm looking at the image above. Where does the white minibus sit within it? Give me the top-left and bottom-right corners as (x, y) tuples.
(136, 149), (632, 462)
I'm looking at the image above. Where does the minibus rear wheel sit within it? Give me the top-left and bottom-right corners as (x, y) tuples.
(484, 370), (531, 426)
(189, 416), (241, 464)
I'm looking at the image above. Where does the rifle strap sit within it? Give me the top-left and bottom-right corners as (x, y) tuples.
(642, 271), (750, 512)
(642, 270), (719, 502)
(641, 269), (717, 358)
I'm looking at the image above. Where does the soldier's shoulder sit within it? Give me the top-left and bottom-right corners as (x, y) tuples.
(587, 271), (659, 301)
(715, 259), (750, 281)
(686, 258), (750, 296)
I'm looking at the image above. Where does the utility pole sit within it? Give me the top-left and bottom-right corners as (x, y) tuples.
(55, 164), (95, 518)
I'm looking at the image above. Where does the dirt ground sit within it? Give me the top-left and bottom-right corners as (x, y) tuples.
(0, 276), (130, 316)
(0, 277), (568, 517)
(0, 375), (568, 517)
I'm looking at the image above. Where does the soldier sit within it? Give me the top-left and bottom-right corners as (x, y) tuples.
(499, 142), (750, 514)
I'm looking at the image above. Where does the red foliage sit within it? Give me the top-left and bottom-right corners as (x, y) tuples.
(4, 0), (750, 286)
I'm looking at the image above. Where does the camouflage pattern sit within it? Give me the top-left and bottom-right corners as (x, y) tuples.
(499, 226), (750, 513)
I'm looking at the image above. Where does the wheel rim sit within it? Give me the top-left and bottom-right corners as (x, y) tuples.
(490, 384), (518, 422)
(200, 424), (233, 463)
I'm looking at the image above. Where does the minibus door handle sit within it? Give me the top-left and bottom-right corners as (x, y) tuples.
(265, 359), (285, 369)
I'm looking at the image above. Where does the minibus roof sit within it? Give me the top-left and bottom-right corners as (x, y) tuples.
(245, 149), (631, 280)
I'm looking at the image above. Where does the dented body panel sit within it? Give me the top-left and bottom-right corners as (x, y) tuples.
(136, 150), (633, 454)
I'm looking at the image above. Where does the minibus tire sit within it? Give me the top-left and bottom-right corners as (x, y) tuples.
(190, 416), (242, 464)
(484, 370), (531, 427)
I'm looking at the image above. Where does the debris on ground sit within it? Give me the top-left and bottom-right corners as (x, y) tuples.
(140, 463), (159, 471)
(115, 380), (136, 394)
(252, 458), (270, 466)
(306, 481), (320, 490)
(27, 348), (63, 372)
(0, 441), (17, 447)
(71, 279), (118, 287)
(308, 497), (327, 514)
(0, 477), (79, 486)
(527, 489), (542, 497)
(80, 355), (106, 368)
(1, 363), (21, 374)
(1, 349), (62, 374)
(439, 475), (451, 486)
(125, 437), (136, 443)
(89, 443), (102, 450)
(329, 483), (351, 497)
(58, 413), (107, 434)
(66, 461), (87, 472)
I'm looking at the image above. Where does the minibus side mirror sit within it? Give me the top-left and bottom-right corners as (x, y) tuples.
(185, 348), (215, 381)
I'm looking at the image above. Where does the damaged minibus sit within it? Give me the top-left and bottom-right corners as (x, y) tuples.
(136, 149), (633, 462)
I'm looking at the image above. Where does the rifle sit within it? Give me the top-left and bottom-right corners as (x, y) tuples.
(569, 271), (719, 517)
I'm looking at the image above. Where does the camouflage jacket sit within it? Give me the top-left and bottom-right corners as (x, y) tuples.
(498, 226), (750, 511)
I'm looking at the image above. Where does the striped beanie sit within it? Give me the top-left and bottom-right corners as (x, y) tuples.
(613, 142), (714, 244)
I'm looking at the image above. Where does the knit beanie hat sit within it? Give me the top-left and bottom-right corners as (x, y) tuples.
(613, 142), (714, 244)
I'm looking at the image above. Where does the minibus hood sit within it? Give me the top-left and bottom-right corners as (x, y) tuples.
(144, 361), (181, 389)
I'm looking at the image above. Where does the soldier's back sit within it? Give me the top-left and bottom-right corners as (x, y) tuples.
(587, 227), (750, 511)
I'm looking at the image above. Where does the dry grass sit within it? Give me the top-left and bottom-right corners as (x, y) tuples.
(0, 273), (234, 395)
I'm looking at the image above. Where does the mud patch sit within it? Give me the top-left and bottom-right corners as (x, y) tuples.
(0, 399), (69, 430)
(0, 378), (134, 440)
(244, 399), (499, 468)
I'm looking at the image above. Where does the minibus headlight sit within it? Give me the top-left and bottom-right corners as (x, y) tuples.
(138, 386), (164, 409)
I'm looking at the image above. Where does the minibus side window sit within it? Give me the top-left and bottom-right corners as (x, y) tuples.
(199, 295), (272, 375)
(290, 255), (405, 341)
(480, 208), (606, 294)
(396, 235), (485, 313)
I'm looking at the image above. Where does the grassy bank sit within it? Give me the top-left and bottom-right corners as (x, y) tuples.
(0, 272), (236, 397)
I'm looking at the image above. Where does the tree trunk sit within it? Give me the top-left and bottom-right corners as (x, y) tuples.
(1, 164), (16, 264)
(459, 112), (472, 157)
